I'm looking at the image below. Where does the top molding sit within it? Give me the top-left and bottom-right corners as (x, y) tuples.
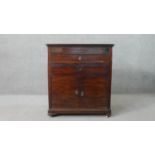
(47, 44), (114, 47)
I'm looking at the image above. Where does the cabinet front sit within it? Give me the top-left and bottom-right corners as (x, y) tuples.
(48, 44), (113, 116)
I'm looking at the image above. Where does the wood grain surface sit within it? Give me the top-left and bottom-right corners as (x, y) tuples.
(48, 44), (113, 117)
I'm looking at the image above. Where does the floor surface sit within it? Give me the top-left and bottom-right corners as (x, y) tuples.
(0, 94), (155, 121)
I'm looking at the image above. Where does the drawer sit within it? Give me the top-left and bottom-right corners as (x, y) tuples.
(48, 47), (111, 55)
(49, 63), (110, 78)
(49, 54), (111, 64)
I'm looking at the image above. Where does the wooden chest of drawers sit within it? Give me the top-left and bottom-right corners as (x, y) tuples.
(47, 44), (114, 117)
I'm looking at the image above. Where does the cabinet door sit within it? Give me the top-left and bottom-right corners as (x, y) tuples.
(50, 75), (110, 112)
(78, 76), (110, 110)
(50, 75), (80, 110)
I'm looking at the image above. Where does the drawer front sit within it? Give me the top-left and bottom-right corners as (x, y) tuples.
(49, 54), (111, 63)
(49, 63), (110, 78)
(49, 47), (111, 55)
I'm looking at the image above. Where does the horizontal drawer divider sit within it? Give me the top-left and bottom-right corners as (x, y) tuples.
(49, 63), (111, 68)
(49, 72), (109, 78)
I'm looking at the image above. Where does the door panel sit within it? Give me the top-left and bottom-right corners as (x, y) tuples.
(51, 75), (80, 109)
(79, 77), (109, 109)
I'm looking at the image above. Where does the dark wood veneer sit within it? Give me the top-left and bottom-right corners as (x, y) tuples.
(47, 44), (114, 117)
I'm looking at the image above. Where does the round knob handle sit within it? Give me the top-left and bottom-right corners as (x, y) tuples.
(81, 91), (84, 97)
(75, 90), (79, 95)
(78, 67), (82, 71)
(78, 56), (82, 61)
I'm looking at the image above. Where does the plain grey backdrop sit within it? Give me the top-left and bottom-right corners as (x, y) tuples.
(0, 34), (155, 95)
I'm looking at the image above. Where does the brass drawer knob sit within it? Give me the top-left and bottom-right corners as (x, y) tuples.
(81, 91), (84, 97)
(78, 67), (82, 71)
(75, 90), (84, 96)
(75, 90), (79, 95)
(78, 56), (82, 61)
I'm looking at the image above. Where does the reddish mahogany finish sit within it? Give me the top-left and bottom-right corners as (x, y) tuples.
(47, 44), (114, 117)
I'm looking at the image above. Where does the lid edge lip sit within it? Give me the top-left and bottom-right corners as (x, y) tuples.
(46, 44), (114, 47)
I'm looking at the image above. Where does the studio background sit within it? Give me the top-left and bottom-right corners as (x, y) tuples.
(0, 34), (155, 94)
